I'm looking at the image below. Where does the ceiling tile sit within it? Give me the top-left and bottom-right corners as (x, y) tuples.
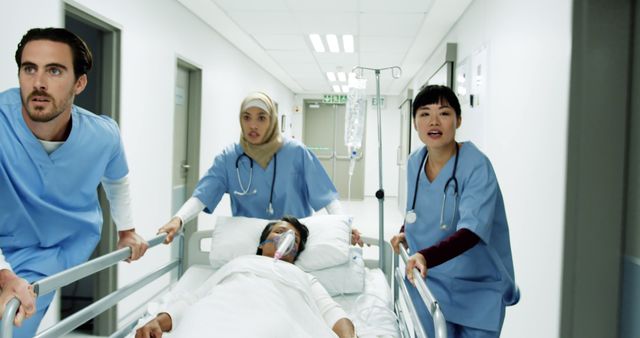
(253, 34), (308, 51)
(359, 13), (425, 37)
(228, 12), (297, 35)
(359, 36), (413, 53)
(212, 0), (288, 12)
(359, 0), (434, 13)
(284, 0), (358, 12)
(268, 50), (316, 63)
(294, 12), (359, 34)
(282, 63), (323, 77)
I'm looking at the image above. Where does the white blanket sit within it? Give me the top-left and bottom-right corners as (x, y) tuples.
(163, 255), (339, 338)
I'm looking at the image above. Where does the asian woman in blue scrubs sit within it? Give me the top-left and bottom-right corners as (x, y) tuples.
(159, 92), (361, 244)
(391, 85), (519, 338)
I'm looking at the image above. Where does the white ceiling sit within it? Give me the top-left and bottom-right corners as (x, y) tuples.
(178, 0), (472, 95)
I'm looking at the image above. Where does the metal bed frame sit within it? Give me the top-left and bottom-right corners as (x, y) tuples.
(1, 231), (447, 338)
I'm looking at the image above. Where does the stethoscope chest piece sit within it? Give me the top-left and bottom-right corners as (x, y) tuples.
(405, 210), (417, 224)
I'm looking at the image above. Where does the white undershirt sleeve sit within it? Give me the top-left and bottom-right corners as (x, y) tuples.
(174, 197), (205, 225)
(101, 175), (134, 231)
(0, 248), (12, 272)
(308, 274), (348, 328)
(325, 199), (344, 215)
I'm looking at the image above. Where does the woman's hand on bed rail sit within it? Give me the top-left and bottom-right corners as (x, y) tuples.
(158, 217), (182, 244)
(117, 229), (149, 262)
(0, 269), (36, 326)
(390, 233), (408, 254)
(406, 252), (428, 285)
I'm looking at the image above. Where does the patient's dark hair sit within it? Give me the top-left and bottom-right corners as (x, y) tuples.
(256, 216), (309, 260)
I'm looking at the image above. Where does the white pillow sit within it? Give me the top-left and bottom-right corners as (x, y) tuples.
(208, 215), (352, 271)
(308, 247), (365, 296)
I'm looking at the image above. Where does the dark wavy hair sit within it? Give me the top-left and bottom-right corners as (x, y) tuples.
(412, 84), (461, 119)
(256, 216), (309, 261)
(15, 27), (93, 80)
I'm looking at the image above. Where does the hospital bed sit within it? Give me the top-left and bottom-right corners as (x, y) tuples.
(0, 216), (446, 338)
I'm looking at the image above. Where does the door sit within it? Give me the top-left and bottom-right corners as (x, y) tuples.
(173, 60), (202, 275)
(172, 66), (190, 216)
(303, 101), (365, 200)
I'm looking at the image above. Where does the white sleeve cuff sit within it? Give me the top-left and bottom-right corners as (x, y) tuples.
(325, 199), (344, 215)
(0, 248), (12, 272)
(308, 274), (348, 327)
(101, 175), (134, 231)
(174, 197), (205, 225)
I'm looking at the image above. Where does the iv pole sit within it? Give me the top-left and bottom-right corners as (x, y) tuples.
(352, 65), (402, 268)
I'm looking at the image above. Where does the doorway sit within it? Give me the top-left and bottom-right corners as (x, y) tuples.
(61, 5), (121, 335)
(172, 61), (202, 275)
(303, 100), (365, 201)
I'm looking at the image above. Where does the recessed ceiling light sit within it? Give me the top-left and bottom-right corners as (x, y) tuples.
(326, 34), (340, 53)
(337, 72), (347, 82)
(326, 72), (336, 82)
(332, 85), (341, 93)
(342, 35), (354, 53)
(309, 34), (325, 53)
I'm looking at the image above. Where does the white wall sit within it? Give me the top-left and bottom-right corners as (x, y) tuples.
(1, 0), (295, 326)
(406, 0), (572, 337)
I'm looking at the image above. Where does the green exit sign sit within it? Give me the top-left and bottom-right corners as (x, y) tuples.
(323, 94), (347, 104)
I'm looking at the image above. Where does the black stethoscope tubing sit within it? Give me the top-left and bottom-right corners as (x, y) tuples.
(235, 152), (277, 214)
(409, 143), (460, 219)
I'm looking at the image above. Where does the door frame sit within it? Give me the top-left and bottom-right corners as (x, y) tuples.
(64, 3), (121, 335)
(175, 58), (202, 276)
(560, 0), (634, 337)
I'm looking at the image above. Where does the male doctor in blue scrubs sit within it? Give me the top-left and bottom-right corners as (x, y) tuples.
(0, 28), (148, 337)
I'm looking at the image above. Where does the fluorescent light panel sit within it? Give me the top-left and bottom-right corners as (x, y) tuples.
(341, 85), (349, 93)
(326, 34), (340, 53)
(332, 85), (341, 93)
(342, 35), (354, 53)
(337, 72), (347, 82)
(309, 34), (325, 53)
(326, 72), (336, 82)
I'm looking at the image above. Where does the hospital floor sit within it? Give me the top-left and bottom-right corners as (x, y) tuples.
(60, 196), (404, 338)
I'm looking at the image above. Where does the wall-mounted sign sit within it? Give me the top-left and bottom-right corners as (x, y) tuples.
(323, 94), (348, 104)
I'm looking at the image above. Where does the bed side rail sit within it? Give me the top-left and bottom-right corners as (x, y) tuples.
(395, 245), (447, 338)
(0, 233), (179, 338)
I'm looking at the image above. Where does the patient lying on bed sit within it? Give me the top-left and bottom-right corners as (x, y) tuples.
(135, 216), (357, 338)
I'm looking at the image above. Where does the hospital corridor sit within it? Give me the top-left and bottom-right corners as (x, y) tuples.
(0, 0), (639, 338)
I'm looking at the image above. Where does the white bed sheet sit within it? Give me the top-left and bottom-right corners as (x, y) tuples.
(128, 265), (399, 338)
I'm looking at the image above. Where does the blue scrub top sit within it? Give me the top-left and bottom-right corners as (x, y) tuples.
(0, 88), (128, 287)
(404, 142), (518, 332)
(192, 138), (338, 219)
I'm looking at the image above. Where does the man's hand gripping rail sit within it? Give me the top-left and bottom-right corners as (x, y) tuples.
(0, 233), (168, 338)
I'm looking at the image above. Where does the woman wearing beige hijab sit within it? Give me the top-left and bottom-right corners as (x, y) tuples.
(159, 92), (358, 244)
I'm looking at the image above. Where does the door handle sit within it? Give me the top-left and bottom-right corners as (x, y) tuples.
(181, 164), (191, 170)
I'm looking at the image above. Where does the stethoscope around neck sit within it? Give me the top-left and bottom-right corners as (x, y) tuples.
(405, 143), (460, 230)
(233, 152), (277, 215)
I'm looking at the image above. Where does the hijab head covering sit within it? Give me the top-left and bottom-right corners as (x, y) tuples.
(239, 92), (283, 168)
